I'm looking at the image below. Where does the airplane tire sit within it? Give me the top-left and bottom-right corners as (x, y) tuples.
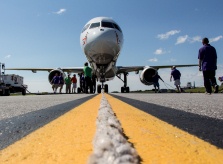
(121, 87), (124, 93)
(5, 89), (10, 96)
(22, 89), (26, 95)
(126, 87), (130, 93)
(104, 84), (108, 93)
(97, 84), (101, 93)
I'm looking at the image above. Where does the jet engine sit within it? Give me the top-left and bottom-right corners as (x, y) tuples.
(48, 68), (65, 84)
(140, 67), (157, 85)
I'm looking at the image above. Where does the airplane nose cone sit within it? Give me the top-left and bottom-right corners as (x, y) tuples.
(82, 29), (123, 65)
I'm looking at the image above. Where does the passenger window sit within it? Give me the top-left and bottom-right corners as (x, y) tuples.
(82, 24), (90, 33)
(101, 22), (114, 29)
(89, 22), (100, 29)
(113, 23), (122, 32)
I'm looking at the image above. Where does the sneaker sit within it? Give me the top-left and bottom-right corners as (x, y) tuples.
(205, 92), (211, 95)
(214, 85), (219, 93)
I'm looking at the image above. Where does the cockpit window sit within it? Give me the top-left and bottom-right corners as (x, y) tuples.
(82, 24), (90, 33)
(101, 22), (114, 29)
(89, 22), (100, 29)
(101, 21), (122, 33)
(113, 23), (122, 32)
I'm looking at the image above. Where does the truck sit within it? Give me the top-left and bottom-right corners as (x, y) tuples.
(0, 63), (28, 96)
(187, 82), (192, 89)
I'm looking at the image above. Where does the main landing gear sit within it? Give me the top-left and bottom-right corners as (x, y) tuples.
(116, 72), (130, 93)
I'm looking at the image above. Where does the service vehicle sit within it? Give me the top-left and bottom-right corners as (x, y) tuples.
(0, 63), (27, 96)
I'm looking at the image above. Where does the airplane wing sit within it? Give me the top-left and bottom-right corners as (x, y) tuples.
(116, 64), (198, 74)
(116, 66), (144, 74)
(6, 64), (198, 74)
(5, 67), (84, 73)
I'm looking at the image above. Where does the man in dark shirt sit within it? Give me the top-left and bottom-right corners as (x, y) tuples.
(58, 73), (64, 94)
(198, 37), (218, 94)
(51, 73), (60, 93)
(170, 66), (182, 93)
(152, 73), (164, 93)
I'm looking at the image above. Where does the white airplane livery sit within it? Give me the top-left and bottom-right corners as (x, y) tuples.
(6, 17), (197, 93)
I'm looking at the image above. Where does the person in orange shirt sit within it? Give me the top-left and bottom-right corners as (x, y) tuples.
(71, 74), (77, 93)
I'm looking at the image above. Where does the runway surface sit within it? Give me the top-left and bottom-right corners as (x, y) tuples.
(0, 93), (223, 163)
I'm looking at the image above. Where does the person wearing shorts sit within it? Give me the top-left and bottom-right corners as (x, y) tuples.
(170, 66), (182, 93)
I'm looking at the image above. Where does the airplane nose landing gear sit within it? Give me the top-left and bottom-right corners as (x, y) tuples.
(97, 83), (108, 93)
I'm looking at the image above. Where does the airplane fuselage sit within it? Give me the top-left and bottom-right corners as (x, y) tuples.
(80, 17), (123, 82)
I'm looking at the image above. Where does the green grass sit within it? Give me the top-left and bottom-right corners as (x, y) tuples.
(117, 84), (223, 93)
(184, 84), (223, 93)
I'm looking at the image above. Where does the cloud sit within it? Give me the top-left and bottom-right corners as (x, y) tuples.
(148, 58), (158, 62)
(53, 8), (66, 15)
(189, 36), (201, 43)
(188, 35), (222, 43)
(210, 35), (223, 42)
(5, 55), (11, 59)
(154, 48), (165, 55)
(157, 30), (180, 40)
(175, 35), (188, 45)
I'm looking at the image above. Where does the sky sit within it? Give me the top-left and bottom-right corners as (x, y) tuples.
(1, 0), (223, 93)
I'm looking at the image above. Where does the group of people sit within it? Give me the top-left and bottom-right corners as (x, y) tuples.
(51, 73), (77, 94)
(153, 37), (221, 94)
(152, 66), (182, 93)
(50, 62), (96, 94)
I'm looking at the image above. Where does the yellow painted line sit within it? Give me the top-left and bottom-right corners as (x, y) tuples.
(0, 94), (101, 164)
(106, 94), (223, 163)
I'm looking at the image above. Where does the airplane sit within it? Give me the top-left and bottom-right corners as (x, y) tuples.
(6, 17), (198, 93)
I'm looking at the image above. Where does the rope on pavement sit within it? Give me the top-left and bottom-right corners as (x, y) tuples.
(88, 93), (139, 164)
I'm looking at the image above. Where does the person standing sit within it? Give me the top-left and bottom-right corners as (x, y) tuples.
(71, 74), (77, 93)
(83, 62), (93, 93)
(65, 74), (71, 94)
(92, 74), (97, 93)
(198, 37), (218, 94)
(170, 66), (182, 93)
(152, 73), (164, 93)
(51, 73), (60, 93)
(80, 73), (85, 93)
(59, 73), (64, 94)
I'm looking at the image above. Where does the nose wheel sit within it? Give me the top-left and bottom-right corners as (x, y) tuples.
(97, 84), (101, 93)
(97, 83), (108, 93)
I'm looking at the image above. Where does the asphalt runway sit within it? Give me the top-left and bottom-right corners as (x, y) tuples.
(0, 94), (95, 150)
(0, 93), (223, 163)
(112, 93), (223, 148)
